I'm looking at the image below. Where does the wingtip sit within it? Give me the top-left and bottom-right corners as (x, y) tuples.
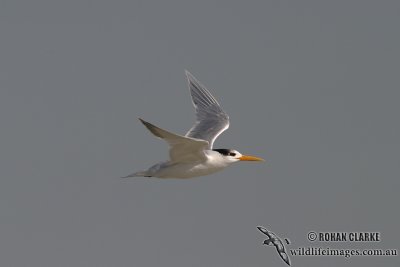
(138, 118), (152, 128)
(257, 226), (269, 234)
(184, 69), (192, 77)
(184, 69), (197, 83)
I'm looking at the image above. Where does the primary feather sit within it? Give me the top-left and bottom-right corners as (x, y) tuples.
(184, 70), (229, 149)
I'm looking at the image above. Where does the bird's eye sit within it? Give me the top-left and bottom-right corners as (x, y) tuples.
(229, 153), (236, 157)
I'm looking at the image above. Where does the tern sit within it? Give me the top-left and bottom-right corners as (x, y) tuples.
(123, 71), (264, 179)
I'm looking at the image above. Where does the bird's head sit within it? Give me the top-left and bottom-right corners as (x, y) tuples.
(212, 149), (264, 163)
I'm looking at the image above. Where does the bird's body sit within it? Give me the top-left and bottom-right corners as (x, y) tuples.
(134, 150), (232, 178)
(123, 71), (263, 179)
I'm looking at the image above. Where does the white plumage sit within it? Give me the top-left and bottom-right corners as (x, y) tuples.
(123, 71), (264, 179)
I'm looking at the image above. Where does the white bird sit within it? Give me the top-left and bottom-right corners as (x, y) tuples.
(123, 71), (264, 179)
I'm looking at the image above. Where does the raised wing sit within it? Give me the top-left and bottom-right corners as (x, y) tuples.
(139, 118), (209, 163)
(257, 226), (273, 239)
(184, 71), (229, 149)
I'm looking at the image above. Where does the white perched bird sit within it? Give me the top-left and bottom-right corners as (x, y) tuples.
(123, 71), (264, 179)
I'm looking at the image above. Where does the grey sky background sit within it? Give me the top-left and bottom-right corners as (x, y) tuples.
(1, 1), (399, 266)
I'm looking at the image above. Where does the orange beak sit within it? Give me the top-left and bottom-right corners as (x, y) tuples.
(239, 155), (265, 162)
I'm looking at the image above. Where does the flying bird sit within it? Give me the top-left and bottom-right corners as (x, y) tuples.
(257, 226), (291, 266)
(123, 71), (264, 179)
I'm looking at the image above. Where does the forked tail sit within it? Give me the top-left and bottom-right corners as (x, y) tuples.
(121, 171), (152, 178)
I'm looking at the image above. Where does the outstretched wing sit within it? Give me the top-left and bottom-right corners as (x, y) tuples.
(185, 71), (229, 149)
(278, 251), (291, 266)
(139, 118), (209, 163)
(258, 226), (291, 266)
(257, 226), (273, 239)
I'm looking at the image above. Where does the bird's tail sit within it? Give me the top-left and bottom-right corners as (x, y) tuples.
(121, 171), (152, 178)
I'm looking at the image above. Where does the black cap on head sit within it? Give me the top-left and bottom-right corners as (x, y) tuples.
(213, 149), (237, 157)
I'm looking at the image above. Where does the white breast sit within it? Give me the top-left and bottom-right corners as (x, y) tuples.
(153, 151), (231, 178)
